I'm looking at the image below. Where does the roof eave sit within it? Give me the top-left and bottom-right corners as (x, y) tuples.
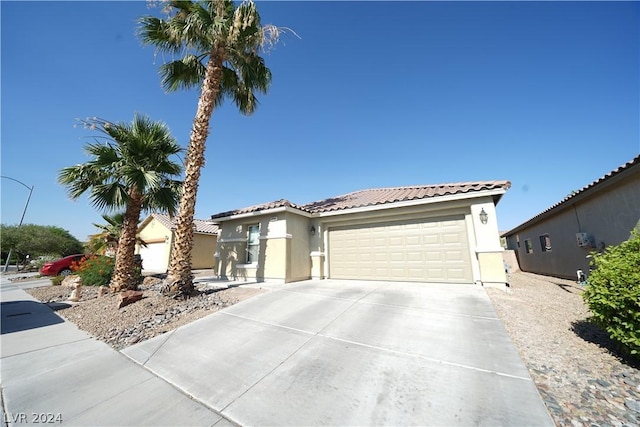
(210, 205), (312, 223)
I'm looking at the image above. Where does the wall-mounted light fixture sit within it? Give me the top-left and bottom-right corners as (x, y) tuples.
(479, 208), (488, 225)
(310, 225), (316, 235)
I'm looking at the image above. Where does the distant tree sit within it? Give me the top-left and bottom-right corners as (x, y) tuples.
(0, 224), (84, 261)
(138, 0), (289, 296)
(59, 114), (183, 291)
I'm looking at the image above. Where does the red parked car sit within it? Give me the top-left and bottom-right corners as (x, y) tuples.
(40, 254), (86, 277)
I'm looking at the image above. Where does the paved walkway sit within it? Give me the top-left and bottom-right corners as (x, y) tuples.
(1, 283), (230, 426)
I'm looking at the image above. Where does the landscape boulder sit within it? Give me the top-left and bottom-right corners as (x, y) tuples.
(117, 290), (144, 309)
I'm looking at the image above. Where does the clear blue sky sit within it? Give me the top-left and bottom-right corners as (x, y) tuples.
(2, 1), (639, 241)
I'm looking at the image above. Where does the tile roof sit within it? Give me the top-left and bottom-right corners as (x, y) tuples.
(150, 213), (219, 234)
(302, 181), (511, 214)
(210, 199), (301, 219)
(210, 181), (511, 219)
(504, 155), (640, 234)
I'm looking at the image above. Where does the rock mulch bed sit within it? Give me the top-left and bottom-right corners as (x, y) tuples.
(26, 276), (265, 351)
(486, 271), (639, 427)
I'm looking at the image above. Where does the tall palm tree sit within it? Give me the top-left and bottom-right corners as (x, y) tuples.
(138, 0), (285, 295)
(59, 114), (183, 291)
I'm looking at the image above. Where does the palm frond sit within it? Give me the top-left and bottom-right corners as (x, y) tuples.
(159, 55), (206, 92)
(89, 182), (129, 211)
(137, 16), (183, 54)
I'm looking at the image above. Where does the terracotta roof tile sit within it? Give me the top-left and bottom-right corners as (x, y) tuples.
(302, 181), (511, 213)
(210, 199), (301, 219)
(210, 181), (511, 219)
(150, 213), (219, 234)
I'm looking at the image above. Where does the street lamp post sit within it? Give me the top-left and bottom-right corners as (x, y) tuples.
(2, 176), (34, 272)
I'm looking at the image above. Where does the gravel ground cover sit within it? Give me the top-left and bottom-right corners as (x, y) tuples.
(24, 273), (265, 351)
(486, 271), (640, 427)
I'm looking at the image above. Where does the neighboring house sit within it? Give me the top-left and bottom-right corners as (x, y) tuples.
(503, 155), (640, 280)
(136, 213), (219, 273)
(210, 181), (511, 288)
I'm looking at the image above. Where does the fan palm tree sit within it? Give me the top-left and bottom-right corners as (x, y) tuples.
(87, 213), (148, 256)
(59, 114), (183, 291)
(138, 0), (286, 295)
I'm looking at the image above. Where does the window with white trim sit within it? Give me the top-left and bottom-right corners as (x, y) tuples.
(246, 225), (260, 263)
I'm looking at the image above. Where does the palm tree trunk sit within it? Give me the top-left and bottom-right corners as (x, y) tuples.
(167, 47), (226, 296)
(111, 191), (143, 292)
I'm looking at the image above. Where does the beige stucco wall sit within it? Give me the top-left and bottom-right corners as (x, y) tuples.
(469, 200), (507, 287)
(286, 212), (312, 282)
(506, 172), (640, 279)
(216, 215), (293, 282)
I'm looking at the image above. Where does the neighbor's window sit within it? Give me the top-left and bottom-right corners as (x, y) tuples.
(246, 225), (260, 263)
(524, 239), (533, 254)
(539, 234), (552, 252)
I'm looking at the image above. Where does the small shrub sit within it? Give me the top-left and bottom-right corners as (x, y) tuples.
(583, 230), (640, 355)
(72, 255), (115, 287)
(50, 275), (64, 286)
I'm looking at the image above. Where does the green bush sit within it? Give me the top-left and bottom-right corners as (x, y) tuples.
(72, 255), (115, 287)
(583, 231), (640, 355)
(50, 275), (64, 286)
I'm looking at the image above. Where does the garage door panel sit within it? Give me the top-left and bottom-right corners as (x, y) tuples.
(329, 217), (472, 284)
(139, 243), (167, 272)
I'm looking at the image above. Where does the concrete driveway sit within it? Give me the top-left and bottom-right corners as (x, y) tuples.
(123, 279), (553, 426)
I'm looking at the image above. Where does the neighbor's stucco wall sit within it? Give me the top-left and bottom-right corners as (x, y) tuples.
(138, 218), (170, 242)
(506, 173), (640, 279)
(191, 233), (217, 269)
(136, 218), (171, 270)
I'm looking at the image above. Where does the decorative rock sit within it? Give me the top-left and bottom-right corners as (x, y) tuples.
(97, 286), (108, 297)
(142, 276), (163, 287)
(117, 290), (144, 309)
(62, 275), (82, 288)
(68, 281), (83, 302)
(625, 399), (640, 414)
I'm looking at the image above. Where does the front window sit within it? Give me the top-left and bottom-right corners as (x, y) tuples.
(247, 225), (260, 263)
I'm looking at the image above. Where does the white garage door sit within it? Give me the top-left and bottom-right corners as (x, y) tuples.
(139, 242), (168, 273)
(328, 216), (473, 283)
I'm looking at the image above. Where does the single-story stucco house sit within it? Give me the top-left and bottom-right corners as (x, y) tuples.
(136, 213), (218, 273)
(210, 181), (511, 288)
(502, 155), (640, 280)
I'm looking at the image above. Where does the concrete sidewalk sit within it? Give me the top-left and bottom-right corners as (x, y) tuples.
(1, 286), (229, 426)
